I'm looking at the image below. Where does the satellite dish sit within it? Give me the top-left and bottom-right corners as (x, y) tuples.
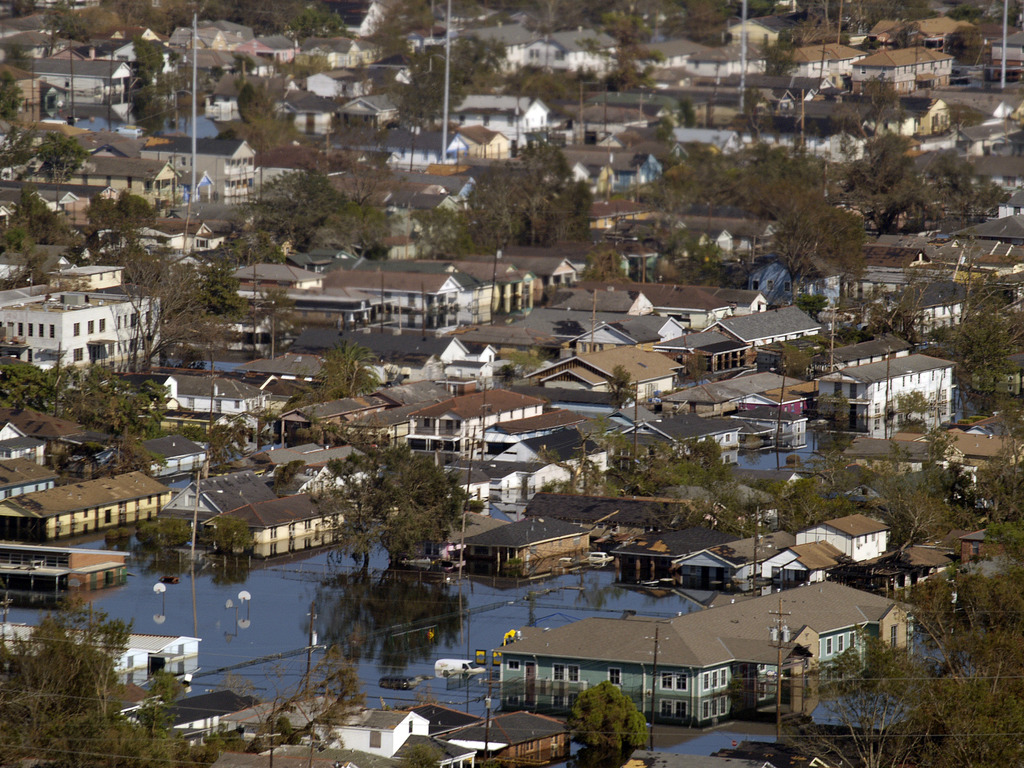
(153, 583), (166, 594)
(238, 590), (251, 602)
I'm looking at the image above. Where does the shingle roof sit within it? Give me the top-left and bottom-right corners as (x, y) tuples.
(525, 493), (693, 528)
(0, 458), (57, 487)
(489, 409), (588, 434)
(613, 526), (739, 557)
(0, 408), (84, 439)
(815, 513), (889, 537)
(712, 306), (820, 343)
(168, 690), (259, 728)
(2, 472), (169, 517)
(786, 541), (846, 569)
(142, 435), (205, 459)
(407, 704), (482, 736)
(819, 353), (954, 384)
(216, 494), (318, 528)
(505, 581), (900, 668)
(463, 517), (588, 547)
(411, 390), (546, 419)
(447, 711), (565, 745)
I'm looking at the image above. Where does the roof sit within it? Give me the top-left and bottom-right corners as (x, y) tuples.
(142, 435), (205, 460)
(463, 517), (589, 548)
(818, 334), (912, 366)
(0, 408), (83, 439)
(215, 494), (319, 528)
(791, 43), (866, 62)
(531, 347), (681, 384)
(626, 751), (768, 768)
(819, 353), (954, 384)
(182, 470), (277, 512)
(407, 704), (482, 736)
(812, 513), (889, 537)
(411, 389), (545, 419)
(489, 409), (588, 434)
(525, 493), (694, 528)
(231, 263), (320, 283)
(172, 374), (262, 400)
(857, 46), (953, 67)
(785, 541), (847, 569)
(237, 353), (323, 378)
(0, 459), (57, 487)
(447, 711), (565, 746)
(142, 136), (250, 158)
(1, 472), (169, 517)
(168, 690), (259, 727)
(663, 372), (787, 404)
(613, 527), (739, 558)
(504, 581), (900, 668)
(712, 307), (820, 343)
(512, 429), (598, 461)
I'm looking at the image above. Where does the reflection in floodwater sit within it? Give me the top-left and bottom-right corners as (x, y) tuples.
(317, 567), (463, 673)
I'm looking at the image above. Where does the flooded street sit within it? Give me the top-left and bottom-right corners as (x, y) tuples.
(2, 538), (775, 755)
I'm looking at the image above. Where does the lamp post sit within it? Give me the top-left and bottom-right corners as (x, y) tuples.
(153, 582), (166, 625)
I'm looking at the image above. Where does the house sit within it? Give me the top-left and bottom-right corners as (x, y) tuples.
(232, 263), (323, 291)
(452, 95), (550, 149)
(462, 517), (590, 576)
(444, 711), (568, 764)
(161, 470), (277, 525)
(811, 333), (912, 374)
(816, 353), (955, 437)
(747, 258), (840, 306)
(855, 244), (933, 294)
(339, 93), (397, 128)
(0, 458), (57, 499)
(526, 347), (681, 399)
(141, 436), (206, 478)
(662, 373), (787, 417)
(655, 331), (751, 376)
(32, 58), (133, 104)
(791, 43), (867, 81)
(140, 137), (255, 204)
(490, 429), (607, 470)
(614, 527), (740, 583)
(795, 513), (890, 563)
(760, 541), (849, 586)
(0, 542), (126, 594)
(523, 493), (697, 540)
(448, 126), (510, 160)
(406, 390), (546, 456)
(279, 91), (340, 135)
(298, 37), (375, 69)
(730, 406), (808, 450)
(498, 582), (910, 725)
(164, 690), (260, 742)
(988, 30), (1024, 81)
(0, 471), (170, 541)
(483, 409), (590, 454)
(63, 157), (178, 207)
(622, 416), (742, 462)
(236, 34), (298, 62)
(150, 373), (268, 419)
(519, 28), (614, 73)
(249, 444), (363, 494)
(569, 316), (687, 354)
(0, 408), (87, 462)
(707, 306), (821, 347)
(0, 621), (198, 683)
(672, 532), (796, 590)
(205, 494), (339, 557)
(0, 290), (158, 370)
(852, 47), (953, 94)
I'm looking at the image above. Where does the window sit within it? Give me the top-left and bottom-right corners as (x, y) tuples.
(838, 634), (845, 652)
(552, 695), (565, 707)
(73, 348), (84, 362)
(661, 672), (675, 690)
(507, 659), (521, 670)
(674, 701), (687, 717)
(661, 700), (674, 716)
(49, 325), (54, 338)
(712, 670), (718, 687)
(87, 320), (94, 334)
(369, 731), (381, 749)
(702, 672), (710, 690)
(826, 637), (833, 655)
(99, 319), (106, 332)
(702, 700), (710, 718)
(73, 323), (80, 337)
(608, 668), (621, 685)
(568, 665), (579, 682)
(553, 664), (565, 681)
(26, 324), (31, 337)
(890, 624), (898, 647)
(37, 324), (43, 336)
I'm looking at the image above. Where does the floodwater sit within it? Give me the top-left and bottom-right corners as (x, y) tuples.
(3, 539), (775, 755)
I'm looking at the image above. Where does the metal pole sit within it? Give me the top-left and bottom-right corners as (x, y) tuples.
(440, 0), (452, 164)
(739, 0), (748, 110)
(1002, 0), (1009, 90)
(649, 626), (659, 749)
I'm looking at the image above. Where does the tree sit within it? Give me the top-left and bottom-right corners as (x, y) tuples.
(607, 365), (634, 410)
(411, 207), (473, 259)
(0, 125), (36, 176)
(924, 152), (1004, 227)
(321, 445), (465, 572)
(568, 680), (647, 754)
(287, 3), (344, 37)
(806, 633), (924, 768)
(247, 170), (345, 251)
(315, 341), (381, 401)
(198, 258), (247, 319)
(603, 12), (660, 90)
(86, 191), (155, 263)
(35, 132), (88, 183)
(207, 515), (253, 553)
(0, 71), (22, 121)
(842, 133), (933, 233)
(400, 743), (443, 768)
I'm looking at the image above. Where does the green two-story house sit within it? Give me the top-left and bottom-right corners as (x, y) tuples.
(497, 582), (909, 727)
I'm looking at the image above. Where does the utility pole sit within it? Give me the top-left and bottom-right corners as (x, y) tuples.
(769, 597), (791, 740)
(306, 601), (317, 694)
(648, 625), (660, 750)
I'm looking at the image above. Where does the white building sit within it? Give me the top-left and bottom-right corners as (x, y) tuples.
(817, 353), (955, 437)
(452, 96), (551, 148)
(406, 390), (546, 456)
(518, 29), (614, 73)
(0, 291), (156, 369)
(796, 513), (890, 562)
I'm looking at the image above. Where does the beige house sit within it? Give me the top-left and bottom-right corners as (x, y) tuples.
(527, 346), (681, 398)
(65, 157), (178, 207)
(450, 126), (511, 160)
(0, 472), (171, 541)
(297, 37), (376, 68)
(852, 47), (953, 94)
(206, 494), (339, 558)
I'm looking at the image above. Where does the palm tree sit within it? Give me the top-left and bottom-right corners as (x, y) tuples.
(316, 341), (381, 400)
